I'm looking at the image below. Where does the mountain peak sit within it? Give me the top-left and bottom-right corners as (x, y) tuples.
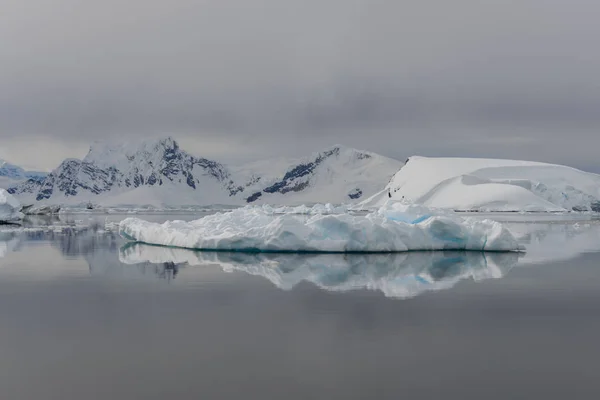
(314, 145), (379, 163)
(87, 136), (178, 155)
(84, 137), (182, 168)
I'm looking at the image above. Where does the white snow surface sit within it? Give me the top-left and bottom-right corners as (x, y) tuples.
(362, 156), (600, 212)
(120, 244), (518, 299)
(0, 189), (23, 222)
(119, 202), (522, 252)
(0, 159), (46, 189)
(230, 145), (402, 205)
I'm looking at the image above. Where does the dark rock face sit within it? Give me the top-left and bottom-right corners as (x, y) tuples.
(7, 177), (43, 195)
(248, 147), (341, 202)
(246, 192), (262, 203)
(348, 189), (363, 199)
(572, 201), (600, 212)
(8, 142), (381, 205)
(227, 181), (244, 196)
(9, 139), (234, 202)
(32, 160), (121, 201)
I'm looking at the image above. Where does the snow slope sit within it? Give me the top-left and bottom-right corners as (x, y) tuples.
(120, 244), (518, 299)
(363, 156), (600, 212)
(8, 138), (400, 207)
(0, 159), (46, 189)
(119, 202), (522, 252)
(233, 146), (402, 205)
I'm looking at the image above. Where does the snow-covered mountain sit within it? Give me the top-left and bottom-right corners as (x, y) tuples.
(8, 138), (401, 207)
(0, 159), (46, 189)
(233, 146), (402, 205)
(362, 156), (600, 212)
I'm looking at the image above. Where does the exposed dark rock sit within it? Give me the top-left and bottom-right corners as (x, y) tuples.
(348, 189), (363, 199)
(262, 147), (339, 195)
(246, 192), (262, 203)
(9, 138), (234, 202)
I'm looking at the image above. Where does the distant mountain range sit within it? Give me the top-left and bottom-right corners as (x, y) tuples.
(0, 160), (47, 189)
(7, 138), (401, 206)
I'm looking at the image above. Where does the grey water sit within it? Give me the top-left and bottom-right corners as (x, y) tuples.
(1, 213), (600, 399)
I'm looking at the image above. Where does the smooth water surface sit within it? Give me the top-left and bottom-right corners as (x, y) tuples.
(1, 213), (600, 399)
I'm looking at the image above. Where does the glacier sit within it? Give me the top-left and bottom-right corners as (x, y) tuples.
(120, 244), (519, 299)
(0, 189), (23, 223)
(119, 202), (523, 252)
(362, 156), (600, 212)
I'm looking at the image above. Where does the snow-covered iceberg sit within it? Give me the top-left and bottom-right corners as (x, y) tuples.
(362, 156), (600, 212)
(119, 203), (523, 252)
(0, 189), (23, 223)
(120, 244), (519, 299)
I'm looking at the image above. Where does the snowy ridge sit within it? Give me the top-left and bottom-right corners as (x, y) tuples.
(120, 244), (518, 299)
(8, 138), (400, 207)
(0, 159), (46, 190)
(14, 138), (237, 205)
(362, 156), (600, 212)
(0, 159), (46, 181)
(236, 145), (401, 204)
(119, 202), (523, 252)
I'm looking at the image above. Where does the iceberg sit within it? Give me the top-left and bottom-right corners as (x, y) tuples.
(0, 189), (23, 223)
(120, 244), (519, 299)
(119, 203), (523, 252)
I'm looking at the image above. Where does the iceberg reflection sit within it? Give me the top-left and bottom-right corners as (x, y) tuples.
(0, 232), (20, 258)
(120, 244), (519, 299)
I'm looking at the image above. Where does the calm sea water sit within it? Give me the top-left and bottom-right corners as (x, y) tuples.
(1, 212), (600, 399)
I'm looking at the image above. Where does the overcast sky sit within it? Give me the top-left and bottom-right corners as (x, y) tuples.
(1, 0), (600, 171)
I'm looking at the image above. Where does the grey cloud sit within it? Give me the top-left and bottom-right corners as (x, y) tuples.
(1, 0), (600, 170)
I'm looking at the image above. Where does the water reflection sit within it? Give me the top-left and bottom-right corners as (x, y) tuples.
(505, 221), (600, 264)
(2, 218), (600, 297)
(0, 229), (181, 282)
(0, 232), (20, 258)
(120, 244), (519, 299)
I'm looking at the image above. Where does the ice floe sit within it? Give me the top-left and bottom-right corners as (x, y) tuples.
(119, 202), (523, 252)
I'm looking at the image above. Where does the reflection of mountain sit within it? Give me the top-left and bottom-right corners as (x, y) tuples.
(20, 228), (181, 281)
(4, 219), (600, 287)
(121, 244), (519, 299)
